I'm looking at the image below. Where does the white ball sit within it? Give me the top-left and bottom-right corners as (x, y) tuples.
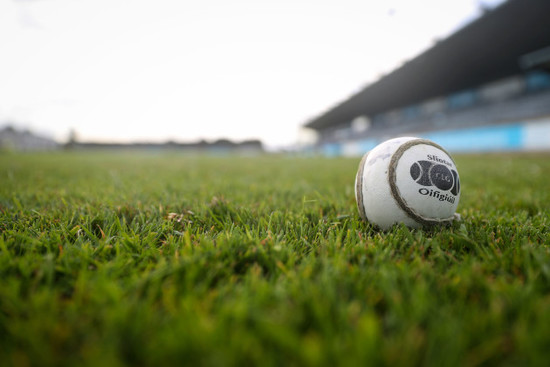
(354, 137), (461, 230)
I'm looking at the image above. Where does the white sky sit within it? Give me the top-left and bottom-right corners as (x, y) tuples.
(0, 0), (505, 148)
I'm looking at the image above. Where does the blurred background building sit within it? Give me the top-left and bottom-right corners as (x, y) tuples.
(0, 125), (59, 151)
(304, 0), (550, 155)
(0, 124), (263, 154)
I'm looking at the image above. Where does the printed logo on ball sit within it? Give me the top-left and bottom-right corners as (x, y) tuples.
(409, 157), (460, 203)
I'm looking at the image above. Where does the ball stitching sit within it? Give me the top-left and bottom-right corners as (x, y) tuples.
(388, 139), (458, 226)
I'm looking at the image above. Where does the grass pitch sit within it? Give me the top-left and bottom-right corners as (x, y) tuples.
(1, 152), (549, 366)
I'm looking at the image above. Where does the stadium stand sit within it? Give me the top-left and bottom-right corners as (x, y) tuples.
(304, 0), (550, 154)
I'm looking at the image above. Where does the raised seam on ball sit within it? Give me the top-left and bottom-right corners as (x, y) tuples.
(355, 151), (370, 222)
(388, 139), (458, 226)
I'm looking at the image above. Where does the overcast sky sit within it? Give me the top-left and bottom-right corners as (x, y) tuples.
(0, 0), (505, 148)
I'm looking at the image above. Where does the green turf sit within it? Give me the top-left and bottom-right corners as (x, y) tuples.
(1, 151), (549, 366)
